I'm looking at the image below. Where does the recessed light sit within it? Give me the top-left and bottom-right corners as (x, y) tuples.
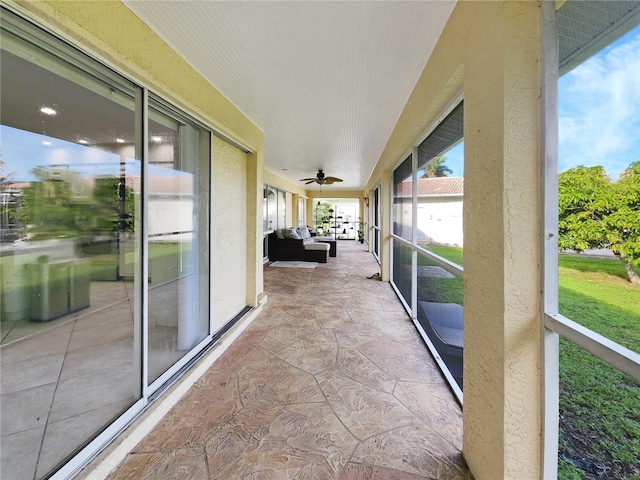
(116, 138), (125, 143)
(151, 135), (162, 143)
(78, 139), (89, 145)
(39, 106), (57, 116)
(43, 141), (52, 146)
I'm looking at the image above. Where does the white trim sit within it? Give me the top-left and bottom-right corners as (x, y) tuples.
(540, 1), (560, 478)
(411, 147), (419, 317)
(140, 88), (150, 398)
(415, 244), (463, 276)
(545, 313), (640, 384)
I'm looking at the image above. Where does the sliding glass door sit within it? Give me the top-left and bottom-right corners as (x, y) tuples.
(0, 11), (142, 478)
(0, 10), (213, 479)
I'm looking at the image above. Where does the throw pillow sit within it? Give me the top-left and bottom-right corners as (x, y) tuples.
(297, 226), (311, 239)
(275, 229), (285, 239)
(283, 228), (301, 240)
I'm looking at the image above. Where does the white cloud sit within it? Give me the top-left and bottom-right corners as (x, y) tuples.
(559, 28), (640, 179)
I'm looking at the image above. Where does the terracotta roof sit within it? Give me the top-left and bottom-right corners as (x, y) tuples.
(395, 177), (464, 196)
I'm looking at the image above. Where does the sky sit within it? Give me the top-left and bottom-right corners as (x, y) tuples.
(558, 24), (640, 180)
(442, 23), (640, 181)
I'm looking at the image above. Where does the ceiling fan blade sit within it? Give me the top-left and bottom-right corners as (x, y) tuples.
(300, 171), (341, 185)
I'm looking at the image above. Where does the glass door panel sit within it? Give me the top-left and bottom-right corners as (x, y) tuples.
(266, 186), (277, 231)
(147, 102), (210, 385)
(277, 190), (286, 229)
(0, 21), (141, 478)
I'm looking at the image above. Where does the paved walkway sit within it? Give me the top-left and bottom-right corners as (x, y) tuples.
(108, 240), (470, 479)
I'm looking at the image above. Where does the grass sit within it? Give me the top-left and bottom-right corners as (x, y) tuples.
(557, 254), (640, 480)
(425, 244), (464, 267)
(416, 245), (464, 304)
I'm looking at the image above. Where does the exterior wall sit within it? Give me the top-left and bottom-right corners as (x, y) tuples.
(365, 1), (543, 478)
(416, 196), (463, 246)
(212, 137), (248, 329)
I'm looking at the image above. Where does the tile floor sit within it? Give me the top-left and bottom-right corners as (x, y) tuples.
(108, 240), (470, 479)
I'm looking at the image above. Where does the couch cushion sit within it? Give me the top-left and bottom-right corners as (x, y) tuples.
(282, 228), (301, 240)
(304, 242), (330, 251)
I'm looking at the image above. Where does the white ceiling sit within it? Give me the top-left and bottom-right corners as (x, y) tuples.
(123, 1), (456, 191)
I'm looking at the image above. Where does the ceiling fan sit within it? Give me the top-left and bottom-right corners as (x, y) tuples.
(300, 169), (343, 185)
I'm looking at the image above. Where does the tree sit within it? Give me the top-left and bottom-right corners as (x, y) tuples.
(313, 201), (333, 229)
(558, 162), (640, 284)
(422, 156), (453, 178)
(16, 167), (135, 240)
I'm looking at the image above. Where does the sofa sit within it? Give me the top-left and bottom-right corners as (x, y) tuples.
(268, 227), (336, 262)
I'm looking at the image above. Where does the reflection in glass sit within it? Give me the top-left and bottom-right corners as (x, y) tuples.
(392, 238), (412, 307)
(374, 187), (380, 259)
(266, 186), (277, 231)
(415, 249), (464, 387)
(147, 103), (210, 384)
(277, 190), (286, 229)
(393, 156), (413, 241)
(0, 30), (139, 479)
(299, 197), (305, 226)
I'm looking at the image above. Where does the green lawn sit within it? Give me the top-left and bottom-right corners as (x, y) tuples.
(422, 247), (639, 479)
(557, 255), (640, 480)
(425, 245), (464, 267)
(418, 245), (463, 305)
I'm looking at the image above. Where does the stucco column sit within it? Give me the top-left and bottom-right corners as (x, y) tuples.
(462, 2), (542, 478)
(380, 170), (392, 282)
(246, 149), (264, 307)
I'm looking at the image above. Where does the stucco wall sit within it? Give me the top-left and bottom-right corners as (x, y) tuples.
(212, 137), (248, 330)
(365, 1), (543, 478)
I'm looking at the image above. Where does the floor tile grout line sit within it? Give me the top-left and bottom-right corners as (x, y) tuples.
(32, 312), (77, 480)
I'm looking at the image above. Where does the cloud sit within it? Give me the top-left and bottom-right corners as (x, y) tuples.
(559, 28), (640, 180)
